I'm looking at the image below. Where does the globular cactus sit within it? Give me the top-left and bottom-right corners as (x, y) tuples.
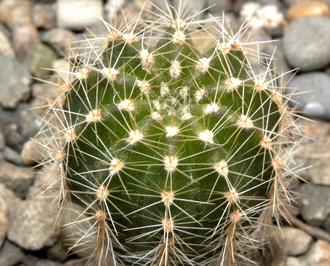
(37, 1), (301, 265)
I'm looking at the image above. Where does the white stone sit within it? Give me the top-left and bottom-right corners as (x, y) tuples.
(57, 0), (104, 30)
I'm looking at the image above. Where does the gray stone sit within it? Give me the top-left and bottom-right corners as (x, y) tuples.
(0, 240), (25, 266)
(0, 153), (35, 198)
(287, 72), (330, 119)
(42, 28), (77, 57)
(296, 183), (330, 226)
(283, 17), (330, 71)
(3, 146), (23, 165)
(264, 40), (294, 84)
(207, 0), (228, 12)
(46, 239), (68, 263)
(0, 123), (25, 152)
(292, 119), (330, 186)
(57, 0), (104, 31)
(36, 260), (64, 266)
(0, 55), (31, 110)
(7, 199), (60, 250)
(24, 43), (57, 79)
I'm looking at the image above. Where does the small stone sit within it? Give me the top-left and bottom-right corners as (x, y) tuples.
(0, 28), (15, 57)
(207, 0), (228, 12)
(292, 119), (330, 186)
(0, 183), (22, 208)
(13, 23), (40, 60)
(24, 43), (57, 79)
(27, 164), (60, 200)
(42, 28), (77, 57)
(36, 259), (64, 266)
(7, 199), (60, 250)
(21, 139), (45, 166)
(57, 0), (104, 31)
(283, 17), (330, 71)
(46, 239), (68, 263)
(298, 240), (330, 266)
(287, 1), (330, 22)
(0, 196), (8, 247)
(0, 240), (25, 266)
(0, 55), (31, 110)
(0, 0), (33, 29)
(296, 183), (330, 226)
(287, 257), (303, 266)
(287, 72), (330, 119)
(282, 227), (313, 256)
(0, 153), (35, 198)
(0, 0), (40, 59)
(0, 127), (4, 150)
(264, 40), (292, 77)
(33, 3), (56, 29)
(1, 123), (25, 152)
(3, 146), (23, 165)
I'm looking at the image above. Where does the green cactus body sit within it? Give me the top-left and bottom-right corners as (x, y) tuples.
(38, 2), (300, 266)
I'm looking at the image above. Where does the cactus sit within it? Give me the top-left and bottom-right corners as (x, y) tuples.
(37, 1), (302, 266)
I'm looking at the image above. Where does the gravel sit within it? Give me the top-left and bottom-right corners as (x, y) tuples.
(1, 0), (330, 265)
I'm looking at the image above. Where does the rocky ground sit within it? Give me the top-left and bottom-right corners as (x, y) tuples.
(1, 0), (330, 266)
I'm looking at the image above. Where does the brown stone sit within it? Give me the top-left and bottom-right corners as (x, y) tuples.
(287, 1), (330, 22)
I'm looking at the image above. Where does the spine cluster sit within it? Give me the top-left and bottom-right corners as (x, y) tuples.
(37, 1), (302, 266)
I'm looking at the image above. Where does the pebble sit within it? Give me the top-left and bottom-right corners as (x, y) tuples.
(21, 139), (45, 166)
(207, 0), (228, 12)
(1, 123), (26, 152)
(0, 196), (8, 247)
(57, 0), (104, 31)
(46, 239), (68, 263)
(0, 240), (25, 266)
(33, 3), (56, 29)
(36, 259), (64, 266)
(293, 119), (330, 185)
(281, 227), (313, 256)
(298, 240), (330, 266)
(0, 0), (41, 59)
(0, 153), (35, 198)
(7, 199), (60, 250)
(287, 72), (330, 119)
(42, 28), (77, 57)
(0, 183), (22, 208)
(0, 0), (33, 29)
(0, 127), (4, 150)
(286, 1), (330, 21)
(283, 17), (330, 71)
(296, 183), (330, 226)
(0, 28), (15, 57)
(24, 42), (57, 79)
(13, 22), (40, 60)
(287, 257), (303, 266)
(264, 39), (293, 84)
(0, 55), (31, 110)
(3, 146), (23, 165)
